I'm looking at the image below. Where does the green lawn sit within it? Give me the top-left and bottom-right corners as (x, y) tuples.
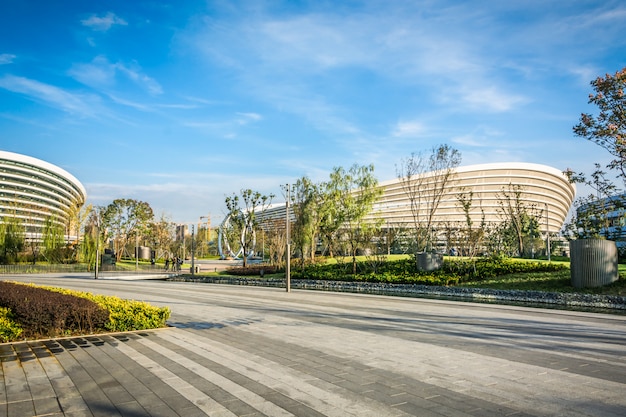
(186, 255), (626, 297)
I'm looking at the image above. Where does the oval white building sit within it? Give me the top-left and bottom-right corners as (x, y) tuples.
(372, 162), (575, 234)
(0, 150), (86, 238)
(259, 162), (576, 249)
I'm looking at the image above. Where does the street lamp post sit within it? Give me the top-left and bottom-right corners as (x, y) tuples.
(200, 215), (210, 258)
(286, 184), (291, 293)
(545, 203), (551, 262)
(94, 209), (100, 280)
(191, 224), (195, 276)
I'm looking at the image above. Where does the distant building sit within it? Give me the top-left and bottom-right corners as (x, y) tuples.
(0, 150), (86, 240)
(576, 193), (626, 248)
(258, 162), (576, 253)
(369, 162), (575, 234)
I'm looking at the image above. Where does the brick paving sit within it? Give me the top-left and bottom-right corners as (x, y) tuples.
(1, 274), (626, 416)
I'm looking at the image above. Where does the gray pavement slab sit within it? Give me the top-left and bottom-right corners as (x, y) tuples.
(1, 274), (626, 416)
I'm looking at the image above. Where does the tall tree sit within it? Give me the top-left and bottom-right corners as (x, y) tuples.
(291, 176), (321, 267)
(563, 165), (622, 241)
(496, 184), (541, 257)
(101, 199), (154, 262)
(0, 214), (25, 264)
(224, 189), (274, 267)
(339, 164), (382, 274)
(574, 67), (626, 184)
(82, 208), (103, 271)
(147, 214), (175, 261)
(317, 164), (381, 266)
(42, 216), (65, 263)
(397, 144), (461, 253)
(456, 190), (487, 259)
(65, 203), (92, 261)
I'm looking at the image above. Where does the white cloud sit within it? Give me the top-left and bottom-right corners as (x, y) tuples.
(448, 85), (528, 113)
(116, 62), (163, 95)
(0, 75), (98, 117)
(392, 121), (426, 138)
(81, 12), (127, 32)
(0, 54), (16, 65)
(451, 126), (504, 147)
(69, 56), (163, 95)
(235, 112), (262, 125)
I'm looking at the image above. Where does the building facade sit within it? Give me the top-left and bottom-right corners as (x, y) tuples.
(258, 162), (576, 253)
(371, 162), (575, 234)
(0, 150), (86, 240)
(575, 193), (626, 249)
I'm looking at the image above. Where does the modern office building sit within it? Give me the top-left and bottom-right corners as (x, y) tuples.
(575, 193), (626, 248)
(257, 162), (576, 252)
(0, 150), (86, 240)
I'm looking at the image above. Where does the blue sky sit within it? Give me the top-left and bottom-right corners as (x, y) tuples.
(1, 0), (625, 224)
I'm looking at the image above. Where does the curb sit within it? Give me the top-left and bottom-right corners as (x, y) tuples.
(168, 276), (626, 311)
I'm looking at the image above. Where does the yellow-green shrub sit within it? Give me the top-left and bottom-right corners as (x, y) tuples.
(0, 307), (23, 342)
(25, 284), (171, 332)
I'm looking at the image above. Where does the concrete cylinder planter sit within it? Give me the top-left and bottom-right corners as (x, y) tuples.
(416, 252), (443, 272)
(569, 239), (618, 288)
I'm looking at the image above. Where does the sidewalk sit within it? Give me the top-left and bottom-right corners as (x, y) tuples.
(1, 276), (625, 417)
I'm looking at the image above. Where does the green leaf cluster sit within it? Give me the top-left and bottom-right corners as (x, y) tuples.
(49, 287), (171, 332)
(292, 257), (568, 286)
(0, 282), (171, 342)
(0, 306), (23, 342)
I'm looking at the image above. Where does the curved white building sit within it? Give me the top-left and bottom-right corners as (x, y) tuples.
(372, 162), (575, 234)
(260, 162), (576, 240)
(0, 150), (86, 238)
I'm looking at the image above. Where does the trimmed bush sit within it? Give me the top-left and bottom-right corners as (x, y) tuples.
(0, 281), (110, 338)
(292, 256), (568, 286)
(226, 264), (279, 276)
(0, 281), (171, 341)
(0, 307), (23, 342)
(44, 286), (171, 332)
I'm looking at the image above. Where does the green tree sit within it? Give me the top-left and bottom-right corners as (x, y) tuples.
(224, 189), (274, 267)
(291, 176), (322, 268)
(102, 199), (154, 262)
(0, 215), (25, 264)
(147, 215), (175, 261)
(563, 165), (622, 241)
(456, 190), (487, 259)
(574, 67), (626, 184)
(339, 164), (382, 274)
(42, 216), (65, 263)
(65, 203), (92, 262)
(397, 144), (462, 254)
(496, 184), (542, 257)
(317, 164), (381, 268)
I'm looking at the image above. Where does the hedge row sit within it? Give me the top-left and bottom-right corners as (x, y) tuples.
(48, 287), (171, 332)
(0, 306), (23, 342)
(0, 281), (171, 342)
(226, 265), (279, 276)
(0, 281), (110, 339)
(289, 257), (569, 286)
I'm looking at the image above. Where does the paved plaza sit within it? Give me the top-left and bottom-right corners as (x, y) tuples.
(1, 274), (625, 416)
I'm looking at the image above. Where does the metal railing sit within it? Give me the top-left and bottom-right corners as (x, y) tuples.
(0, 263), (172, 275)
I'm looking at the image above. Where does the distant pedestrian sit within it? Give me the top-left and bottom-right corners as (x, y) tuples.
(164, 258), (170, 271)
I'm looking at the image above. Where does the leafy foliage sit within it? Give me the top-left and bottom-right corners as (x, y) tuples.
(102, 199), (155, 262)
(224, 189), (274, 267)
(291, 257), (568, 286)
(0, 281), (171, 341)
(47, 287), (171, 332)
(574, 67), (626, 184)
(226, 264), (279, 276)
(0, 281), (110, 338)
(0, 306), (23, 342)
